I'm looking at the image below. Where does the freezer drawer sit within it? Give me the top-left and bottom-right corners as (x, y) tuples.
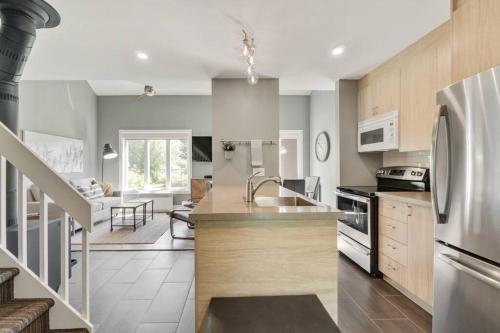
(433, 242), (500, 333)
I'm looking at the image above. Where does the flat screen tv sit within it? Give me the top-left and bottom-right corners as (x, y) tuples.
(192, 136), (212, 162)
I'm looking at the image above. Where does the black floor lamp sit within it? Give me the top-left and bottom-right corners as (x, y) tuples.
(102, 144), (118, 182)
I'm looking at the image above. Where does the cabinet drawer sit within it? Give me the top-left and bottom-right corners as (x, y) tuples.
(379, 198), (408, 222)
(380, 235), (408, 266)
(379, 254), (407, 287)
(380, 216), (408, 244)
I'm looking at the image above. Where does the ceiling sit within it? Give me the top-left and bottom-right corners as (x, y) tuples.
(23, 0), (450, 96)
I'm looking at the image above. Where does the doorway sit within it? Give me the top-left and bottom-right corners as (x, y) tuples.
(279, 130), (304, 179)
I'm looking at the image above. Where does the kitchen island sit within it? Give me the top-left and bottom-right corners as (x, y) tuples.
(190, 184), (344, 331)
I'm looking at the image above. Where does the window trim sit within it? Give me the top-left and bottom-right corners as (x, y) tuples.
(118, 129), (192, 193)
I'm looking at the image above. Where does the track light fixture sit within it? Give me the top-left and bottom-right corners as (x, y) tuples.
(242, 30), (258, 85)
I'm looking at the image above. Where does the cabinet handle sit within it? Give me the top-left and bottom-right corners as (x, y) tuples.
(387, 244), (397, 250)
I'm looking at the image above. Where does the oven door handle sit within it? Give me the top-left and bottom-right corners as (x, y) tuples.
(335, 190), (370, 204)
(338, 232), (371, 256)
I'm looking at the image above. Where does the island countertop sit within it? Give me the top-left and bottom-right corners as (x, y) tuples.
(190, 184), (344, 221)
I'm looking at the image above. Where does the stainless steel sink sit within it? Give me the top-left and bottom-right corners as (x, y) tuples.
(253, 196), (317, 207)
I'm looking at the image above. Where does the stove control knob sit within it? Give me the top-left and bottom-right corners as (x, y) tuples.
(417, 171), (423, 176)
(411, 171), (416, 176)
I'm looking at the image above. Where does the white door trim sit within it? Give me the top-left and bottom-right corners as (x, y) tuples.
(279, 130), (304, 179)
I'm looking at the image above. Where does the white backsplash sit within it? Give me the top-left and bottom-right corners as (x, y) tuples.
(383, 150), (431, 168)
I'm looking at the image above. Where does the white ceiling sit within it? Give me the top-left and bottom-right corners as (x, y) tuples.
(23, 0), (450, 96)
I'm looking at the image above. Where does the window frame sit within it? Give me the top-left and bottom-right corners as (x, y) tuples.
(119, 129), (192, 193)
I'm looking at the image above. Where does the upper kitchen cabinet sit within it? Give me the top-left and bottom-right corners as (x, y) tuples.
(452, 0), (500, 83)
(358, 69), (400, 122)
(358, 22), (451, 152)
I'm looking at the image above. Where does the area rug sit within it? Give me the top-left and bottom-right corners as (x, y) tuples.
(72, 214), (171, 245)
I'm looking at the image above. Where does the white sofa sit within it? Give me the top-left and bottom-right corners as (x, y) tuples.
(27, 178), (121, 229)
(68, 178), (121, 225)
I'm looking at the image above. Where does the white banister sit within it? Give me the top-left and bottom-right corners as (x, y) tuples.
(81, 228), (90, 320)
(0, 156), (5, 248)
(0, 123), (92, 324)
(59, 210), (69, 302)
(0, 122), (93, 231)
(17, 172), (27, 264)
(39, 191), (48, 283)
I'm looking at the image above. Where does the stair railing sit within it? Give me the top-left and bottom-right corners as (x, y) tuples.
(0, 122), (92, 321)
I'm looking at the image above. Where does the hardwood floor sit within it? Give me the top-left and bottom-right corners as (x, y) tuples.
(338, 253), (432, 333)
(68, 250), (431, 333)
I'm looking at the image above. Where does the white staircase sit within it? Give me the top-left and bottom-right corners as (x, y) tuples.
(0, 122), (93, 331)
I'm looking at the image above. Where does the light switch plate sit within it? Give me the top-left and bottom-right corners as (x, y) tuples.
(253, 167), (265, 176)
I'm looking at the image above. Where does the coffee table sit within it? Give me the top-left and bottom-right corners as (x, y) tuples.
(110, 202), (147, 232)
(127, 198), (154, 221)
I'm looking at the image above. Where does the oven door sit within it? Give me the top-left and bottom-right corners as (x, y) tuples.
(335, 190), (372, 249)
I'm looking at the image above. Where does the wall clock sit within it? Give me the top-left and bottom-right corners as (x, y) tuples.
(315, 131), (330, 162)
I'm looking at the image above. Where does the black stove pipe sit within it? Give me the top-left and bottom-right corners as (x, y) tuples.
(0, 0), (59, 224)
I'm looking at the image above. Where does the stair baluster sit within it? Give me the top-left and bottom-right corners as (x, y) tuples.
(0, 156), (5, 248)
(17, 172), (27, 264)
(40, 191), (49, 284)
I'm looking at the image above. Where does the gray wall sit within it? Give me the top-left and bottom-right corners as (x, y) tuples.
(19, 80), (98, 179)
(212, 79), (280, 185)
(97, 95), (212, 188)
(310, 90), (337, 205)
(279, 95), (310, 177)
(336, 80), (381, 186)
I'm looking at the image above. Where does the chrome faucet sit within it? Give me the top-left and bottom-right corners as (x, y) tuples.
(245, 172), (282, 203)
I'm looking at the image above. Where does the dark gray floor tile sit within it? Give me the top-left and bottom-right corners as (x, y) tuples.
(187, 280), (195, 300)
(112, 259), (152, 283)
(135, 323), (177, 333)
(164, 257), (194, 282)
(97, 299), (150, 333)
(125, 269), (170, 300)
(134, 251), (161, 259)
(176, 300), (195, 333)
(102, 251), (137, 270)
(385, 296), (432, 333)
(338, 297), (381, 333)
(148, 251), (179, 269)
(90, 283), (133, 324)
(142, 283), (191, 323)
(373, 319), (422, 333)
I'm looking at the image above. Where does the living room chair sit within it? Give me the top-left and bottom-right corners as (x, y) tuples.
(305, 176), (320, 201)
(168, 178), (212, 240)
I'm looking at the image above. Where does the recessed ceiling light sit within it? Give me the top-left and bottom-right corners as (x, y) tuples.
(136, 51), (149, 60)
(331, 45), (345, 56)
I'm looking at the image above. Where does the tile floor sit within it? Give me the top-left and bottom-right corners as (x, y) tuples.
(69, 250), (431, 333)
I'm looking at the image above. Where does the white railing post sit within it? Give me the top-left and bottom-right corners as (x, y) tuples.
(17, 172), (27, 264)
(81, 228), (90, 320)
(39, 191), (48, 283)
(0, 156), (6, 248)
(59, 210), (69, 302)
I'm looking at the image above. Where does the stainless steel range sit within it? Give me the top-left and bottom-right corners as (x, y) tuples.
(335, 166), (430, 275)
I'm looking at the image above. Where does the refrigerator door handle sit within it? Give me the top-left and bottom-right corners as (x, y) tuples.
(432, 105), (452, 224)
(438, 253), (500, 291)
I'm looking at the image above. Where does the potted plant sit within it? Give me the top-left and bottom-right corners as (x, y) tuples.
(222, 142), (236, 160)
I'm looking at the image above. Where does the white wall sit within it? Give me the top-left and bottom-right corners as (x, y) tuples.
(309, 91), (337, 205)
(212, 79), (280, 185)
(19, 81), (98, 180)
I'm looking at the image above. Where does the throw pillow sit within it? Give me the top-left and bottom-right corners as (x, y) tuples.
(99, 182), (113, 197)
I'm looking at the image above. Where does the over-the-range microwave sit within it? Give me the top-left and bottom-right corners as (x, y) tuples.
(358, 111), (399, 152)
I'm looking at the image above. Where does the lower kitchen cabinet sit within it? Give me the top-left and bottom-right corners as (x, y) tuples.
(378, 197), (434, 312)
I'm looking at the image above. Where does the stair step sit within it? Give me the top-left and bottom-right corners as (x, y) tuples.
(49, 329), (89, 333)
(0, 298), (54, 333)
(0, 268), (19, 304)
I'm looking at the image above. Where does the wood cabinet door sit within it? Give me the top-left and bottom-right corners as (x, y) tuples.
(373, 69), (400, 116)
(400, 46), (437, 152)
(452, 0), (500, 82)
(358, 85), (373, 121)
(406, 204), (434, 307)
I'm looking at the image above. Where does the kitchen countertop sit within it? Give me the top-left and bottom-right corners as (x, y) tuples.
(190, 184), (344, 221)
(375, 191), (432, 207)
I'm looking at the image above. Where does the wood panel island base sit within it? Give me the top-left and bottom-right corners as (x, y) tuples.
(190, 185), (344, 332)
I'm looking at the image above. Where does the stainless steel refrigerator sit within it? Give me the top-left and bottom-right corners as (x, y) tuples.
(433, 65), (500, 333)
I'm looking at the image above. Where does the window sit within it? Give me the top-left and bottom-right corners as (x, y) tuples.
(120, 130), (192, 191)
